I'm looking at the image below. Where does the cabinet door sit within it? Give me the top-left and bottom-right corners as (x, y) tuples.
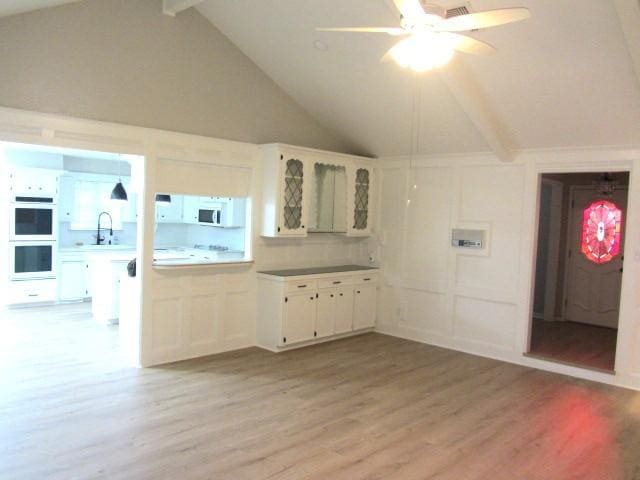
(347, 166), (372, 236)
(12, 170), (58, 197)
(182, 196), (200, 224)
(282, 292), (316, 345)
(121, 190), (138, 223)
(59, 261), (87, 300)
(58, 175), (75, 222)
(334, 288), (354, 334)
(156, 195), (183, 223)
(278, 156), (308, 236)
(353, 285), (377, 329)
(316, 290), (336, 338)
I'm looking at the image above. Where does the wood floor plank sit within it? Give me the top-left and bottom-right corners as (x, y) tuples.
(1, 303), (640, 479)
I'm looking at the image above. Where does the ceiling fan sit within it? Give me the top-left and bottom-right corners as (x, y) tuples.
(317, 0), (531, 72)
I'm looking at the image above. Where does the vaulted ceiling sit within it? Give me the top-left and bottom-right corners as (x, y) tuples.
(196, 0), (640, 158)
(3, 0), (640, 158)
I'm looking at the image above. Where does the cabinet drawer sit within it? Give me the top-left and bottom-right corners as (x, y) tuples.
(352, 273), (378, 285)
(8, 279), (57, 304)
(285, 280), (317, 293)
(318, 277), (353, 289)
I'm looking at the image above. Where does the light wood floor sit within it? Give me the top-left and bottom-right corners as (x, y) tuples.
(529, 318), (618, 371)
(2, 304), (640, 479)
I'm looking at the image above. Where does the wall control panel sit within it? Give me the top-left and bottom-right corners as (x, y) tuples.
(452, 229), (485, 249)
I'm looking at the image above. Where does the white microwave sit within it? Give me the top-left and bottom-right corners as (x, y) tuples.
(198, 208), (221, 226)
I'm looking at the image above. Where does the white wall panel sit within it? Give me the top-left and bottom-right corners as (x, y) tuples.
(404, 167), (452, 288)
(379, 168), (407, 277)
(459, 166), (524, 222)
(403, 289), (450, 336)
(152, 297), (183, 352)
(224, 291), (252, 342)
(190, 294), (221, 346)
(377, 150), (640, 391)
(453, 296), (516, 350)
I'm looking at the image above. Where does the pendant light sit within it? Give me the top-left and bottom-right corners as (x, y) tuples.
(593, 173), (618, 197)
(155, 194), (171, 205)
(111, 157), (128, 203)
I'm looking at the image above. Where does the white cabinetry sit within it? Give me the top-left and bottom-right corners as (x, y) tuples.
(9, 168), (59, 198)
(260, 145), (312, 237)
(182, 196), (199, 224)
(347, 164), (374, 236)
(88, 254), (134, 323)
(260, 144), (375, 238)
(58, 251), (89, 301)
(58, 175), (74, 221)
(353, 284), (377, 329)
(156, 195), (183, 223)
(7, 279), (57, 305)
(257, 268), (378, 351)
(282, 292), (317, 345)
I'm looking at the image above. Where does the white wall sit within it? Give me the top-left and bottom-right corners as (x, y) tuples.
(0, 0), (353, 154)
(376, 149), (640, 390)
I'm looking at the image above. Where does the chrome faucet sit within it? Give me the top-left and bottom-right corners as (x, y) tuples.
(96, 211), (113, 245)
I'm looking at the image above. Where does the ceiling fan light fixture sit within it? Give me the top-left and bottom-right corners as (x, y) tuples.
(389, 32), (456, 72)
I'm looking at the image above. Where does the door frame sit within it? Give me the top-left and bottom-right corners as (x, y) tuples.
(561, 185), (628, 325)
(538, 177), (564, 322)
(524, 164), (633, 376)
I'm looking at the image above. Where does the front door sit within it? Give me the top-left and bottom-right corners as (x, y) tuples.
(564, 187), (627, 328)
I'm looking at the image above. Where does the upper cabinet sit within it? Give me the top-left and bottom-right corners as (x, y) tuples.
(260, 144), (375, 238)
(9, 167), (59, 199)
(260, 145), (311, 237)
(346, 165), (373, 237)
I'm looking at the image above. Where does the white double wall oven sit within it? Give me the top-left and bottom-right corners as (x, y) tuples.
(9, 189), (58, 280)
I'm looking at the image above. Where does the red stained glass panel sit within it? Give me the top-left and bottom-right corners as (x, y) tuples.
(580, 200), (623, 264)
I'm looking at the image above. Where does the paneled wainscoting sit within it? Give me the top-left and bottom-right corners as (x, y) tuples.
(2, 305), (640, 480)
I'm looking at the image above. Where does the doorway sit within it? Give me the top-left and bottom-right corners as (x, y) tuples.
(528, 172), (628, 372)
(0, 141), (144, 374)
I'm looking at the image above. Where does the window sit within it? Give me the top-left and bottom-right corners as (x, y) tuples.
(580, 200), (623, 264)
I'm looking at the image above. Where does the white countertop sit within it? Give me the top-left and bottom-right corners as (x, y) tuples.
(60, 244), (248, 267)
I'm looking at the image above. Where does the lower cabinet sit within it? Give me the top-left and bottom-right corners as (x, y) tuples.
(258, 269), (378, 351)
(282, 292), (317, 345)
(59, 260), (88, 301)
(334, 288), (355, 334)
(354, 285), (377, 330)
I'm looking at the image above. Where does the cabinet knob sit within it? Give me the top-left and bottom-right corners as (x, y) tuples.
(310, 296), (314, 300)
(330, 294), (334, 298)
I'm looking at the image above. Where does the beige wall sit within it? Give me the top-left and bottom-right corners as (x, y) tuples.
(0, 0), (354, 153)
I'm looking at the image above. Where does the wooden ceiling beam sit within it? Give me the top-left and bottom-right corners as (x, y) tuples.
(162, 0), (203, 17)
(438, 57), (514, 162)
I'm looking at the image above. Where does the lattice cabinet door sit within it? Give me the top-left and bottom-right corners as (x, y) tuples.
(278, 155), (308, 236)
(347, 165), (373, 236)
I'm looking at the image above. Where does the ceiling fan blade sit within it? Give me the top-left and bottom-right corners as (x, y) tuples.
(435, 7), (531, 32)
(316, 27), (407, 36)
(392, 0), (426, 21)
(448, 33), (496, 56)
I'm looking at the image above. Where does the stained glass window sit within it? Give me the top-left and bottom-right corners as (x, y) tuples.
(580, 200), (623, 264)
